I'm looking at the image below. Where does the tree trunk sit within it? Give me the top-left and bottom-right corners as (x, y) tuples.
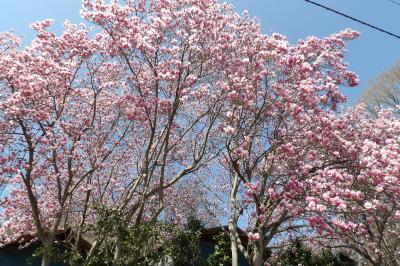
(41, 242), (52, 266)
(113, 236), (122, 266)
(41, 253), (51, 266)
(229, 171), (240, 266)
(251, 229), (264, 266)
(228, 221), (239, 266)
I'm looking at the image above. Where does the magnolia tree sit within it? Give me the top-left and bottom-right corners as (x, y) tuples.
(0, 0), (270, 265)
(0, 21), (129, 266)
(213, 27), (360, 265)
(303, 106), (400, 266)
(80, 0), (269, 264)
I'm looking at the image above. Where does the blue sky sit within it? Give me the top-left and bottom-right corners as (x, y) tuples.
(1, 0), (399, 105)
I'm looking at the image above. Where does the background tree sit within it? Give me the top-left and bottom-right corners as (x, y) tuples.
(67, 210), (204, 266)
(207, 232), (232, 266)
(271, 239), (356, 266)
(360, 60), (400, 115)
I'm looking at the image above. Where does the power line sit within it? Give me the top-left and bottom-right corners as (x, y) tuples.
(305, 0), (400, 40)
(387, 0), (400, 7)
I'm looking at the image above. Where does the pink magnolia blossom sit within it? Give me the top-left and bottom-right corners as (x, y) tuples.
(248, 232), (260, 242)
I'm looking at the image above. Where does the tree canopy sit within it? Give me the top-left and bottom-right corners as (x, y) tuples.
(0, 1), (399, 266)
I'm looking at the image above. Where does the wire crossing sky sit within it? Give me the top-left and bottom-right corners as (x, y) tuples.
(305, 0), (400, 40)
(387, 0), (400, 7)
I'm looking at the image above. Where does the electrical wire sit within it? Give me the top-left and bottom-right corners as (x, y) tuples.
(387, 0), (400, 7)
(305, 0), (400, 39)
